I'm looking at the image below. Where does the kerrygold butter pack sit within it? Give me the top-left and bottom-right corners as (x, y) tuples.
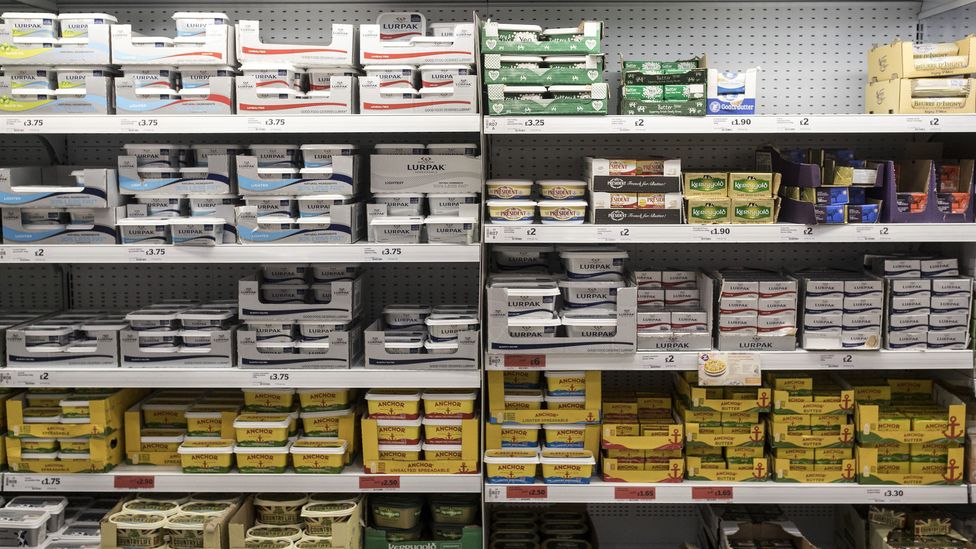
(729, 172), (774, 198)
(686, 198), (730, 224)
(731, 199), (776, 224)
(683, 172), (728, 196)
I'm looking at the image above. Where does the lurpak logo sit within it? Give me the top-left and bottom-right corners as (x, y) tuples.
(740, 342), (773, 349)
(406, 163), (446, 171)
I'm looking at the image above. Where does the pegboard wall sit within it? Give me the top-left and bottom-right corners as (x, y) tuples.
(0, 266), (66, 311)
(919, 2), (976, 42)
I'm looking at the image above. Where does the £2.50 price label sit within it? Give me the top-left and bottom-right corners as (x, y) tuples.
(359, 476), (400, 490)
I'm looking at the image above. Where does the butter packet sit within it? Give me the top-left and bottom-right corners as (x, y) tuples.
(686, 198), (730, 224)
(729, 172), (774, 198)
(731, 198), (776, 224)
(683, 172), (728, 196)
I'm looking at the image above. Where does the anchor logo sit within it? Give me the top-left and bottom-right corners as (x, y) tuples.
(944, 458), (961, 482)
(749, 425), (763, 443)
(667, 462), (683, 481)
(753, 461), (766, 480)
(842, 462), (855, 481)
(840, 393), (853, 410)
(942, 415), (962, 441)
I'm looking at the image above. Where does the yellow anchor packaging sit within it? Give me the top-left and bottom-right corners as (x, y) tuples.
(539, 448), (596, 484)
(488, 371), (602, 426)
(857, 445), (965, 485)
(854, 382), (966, 445)
(232, 414), (291, 447)
(235, 442), (292, 473)
(177, 438), (235, 473)
(361, 413), (479, 475)
(484, 448), (539, 484)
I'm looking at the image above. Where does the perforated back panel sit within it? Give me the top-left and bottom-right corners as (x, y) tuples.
(919, 2), (976, 41)
(0, 266), (65, 310)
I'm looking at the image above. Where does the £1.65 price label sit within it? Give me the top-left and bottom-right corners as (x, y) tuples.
(692, 486), (734, 500)
(614, 486), (656, 501)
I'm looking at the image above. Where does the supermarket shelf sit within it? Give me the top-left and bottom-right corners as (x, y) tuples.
(2, 465), (482, 493)
(483, 114), (970, 135)
(484, 480), (971, 504)
(0, 114), (481, 134)
(0, 244), (480, 264)
(486, 349), (975, 371)
(0, 366), (482, 389)
(484, 223), (976, 244)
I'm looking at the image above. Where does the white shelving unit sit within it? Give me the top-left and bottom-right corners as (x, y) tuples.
(483, 481), (971, 504)
(485, 349), (976, 371)
(0, 114), (482, 134)
(484, 223), (976, 244)
(0, 244), (480, 264)
(2, 466), (482, 493)
(0, 367), (482, 389)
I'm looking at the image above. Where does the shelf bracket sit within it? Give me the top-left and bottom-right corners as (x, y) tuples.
(919, 0), (976, 18)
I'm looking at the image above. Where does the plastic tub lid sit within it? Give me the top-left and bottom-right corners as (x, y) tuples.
(165, 514), (206, 531)
(422, 417), (464, 426)
(255, 341), (295, 351)
(241, 62), (299, 71)
(557, 279), (625, 289)
(425, 215), (476, 225)
(375, 143), (425, 149)
(544, 394), (586, 403)
(374, 192), (425, 198)
(422, 443), (462, 452)
(365, 389), (421, 401)
(168, 217), (224, 226)
(301, 501), (357, 518)
(422, 389), (477, 401)
(540, 449), (595, 464)
(374, 417), (423, 427)
(560, 313), (618, 327)
(185, 404), (240, 418)
(424, 340), (459, 352)
(544, 370), (585, 377)
(235, 442), (292, 455)
(505, 286), (560, 297)
(538, 199), (587, 207)
(172, 12), (229, 19)
(559, 250), (629, 260)
(243, 388), (294, 395)
(384, 340), (424, 350)
(298, 408), (354, 419)
(383, 304), (432, 314)
(295, 341), (330, 351)
(542, 423), (586, 431)
(290, 438), (347, 454)
(178, 439), (234, 454)
(2, 12), (57, 18)
(503, 389), (544, 402)
(6, 496), (67, 514)
(425, 314), (477, 325)
(543, 27), (581, 35)
(377, 442), (422, 452)
(300, 144), (357, 151)
(296, 194), (349, 202)
(233, 414), (291, 429)
(483, 449), (540, 463)
(486, 199), (537, 207)
(487, 178), (533, 186)
(538, 179), (587, 186)
(253, 493), (309, 506)
(418, 64), (472, 71)
(126, 309), (181, 320)
(501, 423), (541, 429)
(426, 192), (478, 198)
(496, 23), (543, 32)
(257, 167), (300, 176)
(109, 512), (167, 529)
(503, 85), (549, 93)
(544, 56), (594, 63)
(426, 142), (477, 149)
(179, 309), (234, 321)
(369, 216), (424, 226)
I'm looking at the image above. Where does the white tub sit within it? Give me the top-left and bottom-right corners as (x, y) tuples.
(426, 193), (477, 216)
(249, 144), (299, 168)
(297, 194), (353, 218)
(561, 312), (618, 338)
(244, 196), (294, 218)
(123, 66), (178, 91)
(310, 264), (359, 282)
(178, 65), (236, 90)
(123, 143), (185, 168)
(168, 217), (224, 246)
(425, 215), (476, 244)
(557, 279), (625, 310)
(384, 340), (424, 354)
(5, 66), (53, 91)
(505, 286), (560, 318)
(241, 63), (301, 90)
(508, 316), (560, 338)
(425, 314), (479, 342)
(255, 341), (295, 355)
(299, 144), (357, 169)
(262, 264), (307, 284)
(248, 321), (294, 342)
(419, 65), (471, 88)
(190, 144), (242, 165)
(137, 329), (179, 349)
(308, 67), (360, 91)
(364, 65), (417, 88)
(172, 12), (229, 39)
(55, 65), (114, 90)
(296, 320), (350, 341)
(125, 309), (181, 331)
(374, 144), (426, 155)
(486, 179), (532, 200)
(373, 193), (424, 216)
(492, 245), (553, 271)
(57, 13), (115, 39)
(23, 325), (73, 347)
(20, 209), (61, 227)
(424, 340), (458, 354)
(559, 249), (629, 280)
(188, 196), (237, 217)
(309, 283), (333, 304)
(383, 304), (431, 329)
(487, 199), (536, 224)
(1, 12), (57, 39)
(117, 218), (169, 244)
(538, 199), (587, 224)
(260, 283), (309, 304)
(429, 22), (462, 37)
(136, 197), (182, 218)
(537, 180), (587, 200)
(370, 216), (424, 243)
(180, 330), (214, 348)
(179, 309), (234, 329)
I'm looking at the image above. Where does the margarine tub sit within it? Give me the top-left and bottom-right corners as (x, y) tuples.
(135, 197), (181, 217)
(185, 404), (239, 437)
(557, 279), (624, 310)
(418, 65), (471, 88)
(181, 501), (237, 515)
(373, 193), (423, 216)
(299, 144), (356, 169)
(486, 179), (533, 200)
(504, 370), (542, 389)
(426, 193), (478, 216)
(247, 526), (303, 543)
(426, 143), (478, 155)
(296, 389), (352, 412)
(425, 216), (477, 244)
(364, 65), (417, 88)
(504, 285), (560, 318)
(375, 417), (422, 445)
(500, 424), (541, 448)
(540, 449), (595, 484)
(250, 144), (299, 168)
(249, 321), (295, 342)
(370, 216), (424, 244)
(289, 438), (346, 473)
(545, 395), (586, 410)
(241, 64), (301, 91)
(487, 199), (536, 224)
(545, 371), (586, 396)
(422, 417), (464, 445)
(21, 438), (58, 453)
(243, 388), (295, 413)
(543, 424), (587, 448)
(559, 248), (628, 280)
(109, 512), (168, 549)
(246, 197), (294, 218)
(504, 389), (544, 410)
(177, 439), (234, 473)
(164, 513), (206, 549)
(492, 245), (553, 272)
(538, 200), (586, 225)
(508, 315), (560, 338)
(123, 499), (180, 516)
(378, 442), (422, 461)
(235, 443), (292, 474)
(141, 401), (191, 428)
(310, 264), (359, 283)
(2, 12), (57, 39)
(296, 194), (352, 218)
(254, 494), (308, 526)
(429, 495), (478, 525)
(485, 449), (541, 484)
(371, 495), (422, 529)
(384, 340), (423, 354)
(126, 308), (182, 331)
(422, 389), (477, 419)
(139, 430), (185, 452)
(26, 392), (69, 407)
(22, 406), (61, 423)
(179, 308), (234, 329)
(561, 312), (618, 338)
(299, 408), (353, 437)
(56, 65), (115, 89)
(233, 414), (291, 447)
(246, 540), (294, 549)
(383, 304), (431, 329)
(365, 389), (422, 419)
(423, 312), (477, 341)
(423, 443), (463, 461)
(537, 180), (587, 200)
(301, 501), (356, 536)
(260, 283), (309, 304)
(168, 218), (224, 246)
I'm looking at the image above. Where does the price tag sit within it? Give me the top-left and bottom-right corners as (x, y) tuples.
(12, 370), (53, 386)
(120, 118), (160, 132)
(247, 117), (288, 131)
(4, 118), (45, 133)
(506, 118), (546, 133)
(640, 353), (678, 369)
(865, 487), (906, 503)
(691, 486), (734, 500)
(779, 226), (817, 241)
(10, 247), (46, 262)
(506, 485), (548, 500)
(363, 246), (405, 262)
(115, 475), (155, 490)
(251, 372), (293, 386)
(614, 486), (656, 501)
(359, 476), (400, 490)
(127, 247), (168, 262)
(691, 226), (731, 242)
(905, 116), (941, 132)
(594, 227), (634, 242)
(610, 117), (649, 133)
(819, 353), (858, 369)
(504, 355), (546, 369)
(712, 117), (752, 132)
(14, 475), (64, 491)
(484, 118), (499, 133)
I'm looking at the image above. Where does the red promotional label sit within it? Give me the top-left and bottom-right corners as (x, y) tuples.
(505, 355), (546, 368)
(614, 486), (656, 500)
(114, 476), (155, 490)
(506, 485), (548, 499)
(359, 476), (400, 490)
(691, 486), (734, 500)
